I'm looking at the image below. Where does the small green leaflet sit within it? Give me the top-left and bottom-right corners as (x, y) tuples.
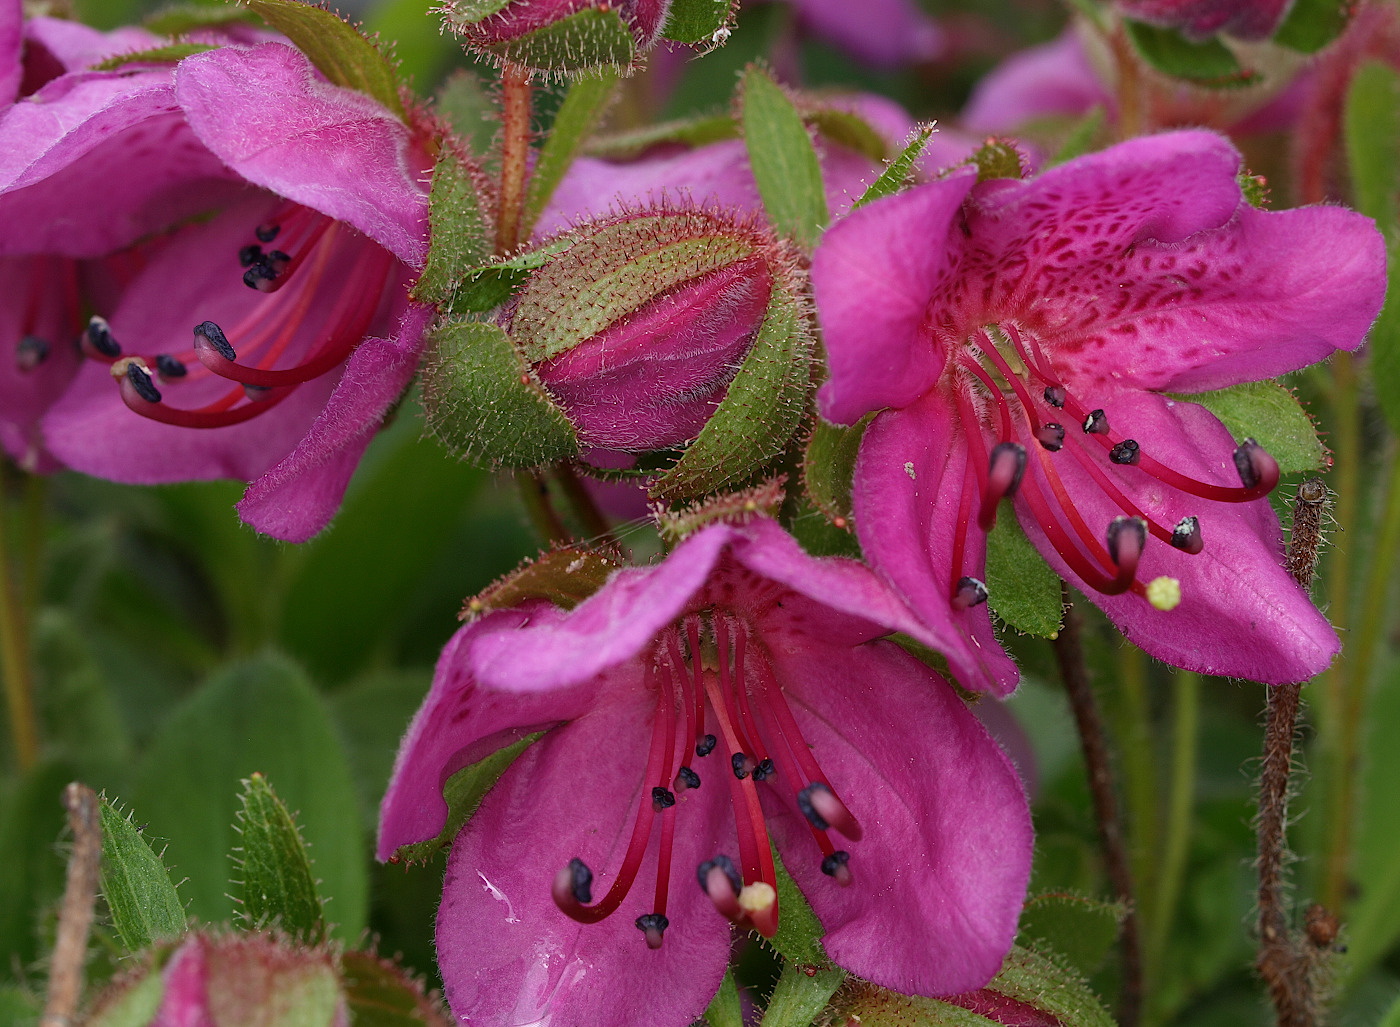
(741, 66), (828, 250)
(233, 773), (326, 943)
(98, 798), (186, 953)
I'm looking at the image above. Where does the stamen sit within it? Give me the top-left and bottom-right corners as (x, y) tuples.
(1171, 516), (1203, 554)
(697, 855), (743, 920)
(651, 787), (676, 812)
(1106, 516), (1147, 589)
(979, 442), (1027, 530)
(155, 354), (188, 380)
(1083, 408), (1110, 434)
(674, 766), (701, 792)
(737, 882), (777, 923)
(731, 752), (755, 780)
(797, 783), (863, 841)
(821, 850), (853, 887)
(83, 316), (120, 360)
(634, 913), (669, 950)
(1110, 440), (1141, 465)
(696, 734), (717, 758)
(1234, 439), (1279, 491)
(125, 363), (162, 404)
(953, 576), (989, 609)
(752, 758), (776, 782)
(552, 857), (594, 907)
(1044, 385), (1066, 408)
(239, 244), (264, 268)
(1036, 423), (1065, 452)
(255, 222), (281, 243)
(194, 320), (236, 361)
(949, 459), (979, 605)
(16, 336), (49, 371)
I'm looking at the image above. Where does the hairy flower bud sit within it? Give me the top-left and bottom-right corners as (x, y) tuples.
(425, 205), (812, 500)
(442, 0), (674, 76)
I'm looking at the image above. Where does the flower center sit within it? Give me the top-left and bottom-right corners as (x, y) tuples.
(82, 202), (395, 429)
(550, 612), (861, 950)
(944, 322), (1278, 608)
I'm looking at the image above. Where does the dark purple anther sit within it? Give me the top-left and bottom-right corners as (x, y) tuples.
(84, 316), (120, 359)
(239, 244), (264, 268)
(651, 786), (676, 812)
(255, 223), (281, 243)
(126, 363), (162, 404)
(953, 576), (989, 610)
(634, 913), (669, 949)
(674, 766), (701, 792)
(1044, 385), (1066, 408)
(1171, 515), (1203, 554)
(1110, 439), (1141, 465)
(696, 734), (717, 758)
(1083, 408), (1109, 434)
(16, 335), (49, 371)
(194, 321), (236, 361)
(1035, 422), (1065, 452)
(155, 354), (188, 379)
(821, 850), (853, 886)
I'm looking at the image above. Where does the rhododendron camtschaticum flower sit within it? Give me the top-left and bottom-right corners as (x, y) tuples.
(814, 130), (1386, 692)
(377, 520), (1032, 1027)
(0, 39), (433, 541)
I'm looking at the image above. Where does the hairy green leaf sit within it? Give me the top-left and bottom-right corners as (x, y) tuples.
(854, 125), (934, 209)
(1017, 891), (1126, 976)
(802, 417), (869, 526)
(99, 798), (187, 952)
(985, 514), (1063, 637)
(742, 66), (827, 249)
(478, 8), (635, 76)
(1173, 381), (1323, 474)
(144, 4), (260, 35)
(762, 961), (846, 1027)
(234, 774), (325, 942)
(767, 846), (827, 967)
(1124, 21), (1257, 87)
(415, 148), (493, 306)
(340, 951), (452, 1027)
(91, 43), (217, 70)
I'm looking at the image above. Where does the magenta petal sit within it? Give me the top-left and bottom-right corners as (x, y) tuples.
(23, 17), (161, 73)
(0, 255), (81, 469)
(174, 43), (429, 266)
(152, 938), (215, 1027)
(436, 688), (732, 1027)
(0, 70), (239, 256)
(237, 298), (433, 542)
(814, 171), (975, 424)
(785, 0), (945, 67)
(1, 0), (19, 105)
(962, 29), (1113, 133)
(768, 640), (1031, 994)
(376, 605), (600, 860)
(1048, 202), (1387, 395)
(1017, 391), (1338, 683)
(470, 528), (733, 691)
(852, 394), (1021, 696)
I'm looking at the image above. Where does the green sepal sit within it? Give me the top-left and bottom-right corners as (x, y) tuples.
(1050, 106), (1106, 166)
(741, 65), (828, 250)
(985, 513), (1063, 638)
(761, 961), (847, 1027)
(766, 845), (827, 967)
(1345, 61), (1400, 432)
(414, 148), (493, 307)
(1172, 380), (1324, 474)
(802, 416), (870, 527)
(423, 318), (581, 468)
(477, 8), (636, 77)
(245, 0), (406, 118)
(91, 43), (218, 70)
(807, 108), (888, 162)
(339, 950), (451, 1027)
(1238, 169), (1270, 208)
(1273, 0), (1351, 54)
(391, 734), (544, 864)
(202, 935), (344, 1027)
(450, 239), (572, 314)
(834, 986), (1003, 1026)
(586, 113), (738, 158)
(663, 0), (738, 44)
(463, 546), (625, 620)
(443, 0), (513, 23)
(85, 958), (170, 1027)
(521, 71), (621, 239)
(980, 944), (1115, 1027)
(1124, 20), (1259, 88)
(98, 797), (187, 952)
(511, 215), (758, 362)
(968, 138), (1027, 182)
(705, 970), (744, 1027)
(650, 282), (811, 500)
(854, 125), (935, 209)
(1017, 891), (1127, 977)
(144, 4), (260, 35)
(233, 773), (326, 944)
(655, 479), (786, 544)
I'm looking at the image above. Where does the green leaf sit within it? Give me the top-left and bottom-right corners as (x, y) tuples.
(762, 960), (846, 1027)
(340, 951), (451, 1027)
(144, 4), (260, 35)
(1172, 381), (1324, 474)
(1273, 0), (1350, 53)
(244, 0), (404, 117)
(477, 8), (636, 77)
(586, 113), (738, 158)
(767, 846), (827, 967)
(1124, 21), (1258, 87)
(234, 773), (326, 943)
(741, 66), (828, 249)
(650, 283), (811, 500)
(521, 71), (620, 238)
(414, 148), (493, 306)
(802, 416), (869, 526)
(705, 970), (744, 1027)
(985, 514), (1063, 637)
(435, 71), (498, 156)
(450, 239), (572, 313)
(1345, 61), (1400, 433)
(1017, 891), (1126, 976)
(90, 43), (217, 70)
(984, 945), (1115, 1027)
(853, 125), (934, 209)
(1378, 990), (1400, 1027)
(1050, 106), (1106, 165)
(663, 0), (736, 44)
(422, 317), (581, 468)
(99, 797), (186, 952)
(392, 733), (543, 864)
(132, 655), (367, 942)
(807, 108), (887, 162)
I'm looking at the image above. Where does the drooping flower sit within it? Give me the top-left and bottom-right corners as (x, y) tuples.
(813, 130), (1386, 690)
(0, 39), (437, 541)
(377, 519), (1032, 1027)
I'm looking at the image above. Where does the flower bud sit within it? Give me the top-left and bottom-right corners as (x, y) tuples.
(425, 206), (812, 500)
(442, 0), (673, 75)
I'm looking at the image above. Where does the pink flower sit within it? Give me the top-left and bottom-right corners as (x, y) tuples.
(761, 0), (945, 68)
(0, 40), (434, 541)
(377, 519), (1032, 1027)
(813, 130), (1386, 691)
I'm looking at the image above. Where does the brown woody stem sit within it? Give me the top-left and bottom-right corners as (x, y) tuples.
(495, 62), (533, 255)
(41, 783), (101, 1027)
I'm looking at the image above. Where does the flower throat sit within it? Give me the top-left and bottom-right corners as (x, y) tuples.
(551, 612), (862, 949)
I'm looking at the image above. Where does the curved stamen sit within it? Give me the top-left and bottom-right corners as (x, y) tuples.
(980, 442), (1028, 531)
(949, 459), (980, 603)
(697, 855), (743, 920)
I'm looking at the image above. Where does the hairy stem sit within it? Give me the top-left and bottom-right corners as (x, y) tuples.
(0, 474), (37, 770)
(495, 62), (533, 255)
(41, 783), (101, 1027)
(515, 471), (571, 545)
(1053, 591), (1142, 1027)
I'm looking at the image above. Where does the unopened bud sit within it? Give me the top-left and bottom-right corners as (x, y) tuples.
(442, 0), (674, 75)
